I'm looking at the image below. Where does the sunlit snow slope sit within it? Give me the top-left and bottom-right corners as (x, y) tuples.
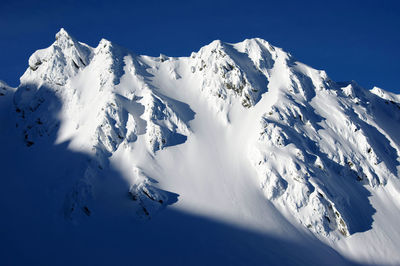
(1, 29), (400, 265)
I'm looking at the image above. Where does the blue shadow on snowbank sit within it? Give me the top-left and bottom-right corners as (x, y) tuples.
(0, 85), (375, 266)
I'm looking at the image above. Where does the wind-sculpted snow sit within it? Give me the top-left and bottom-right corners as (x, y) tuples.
(13, 29), (192, 221)
(139, 88), (193, 153)
(128, 167), (179, 217)
(189, 39), (272, 121)
(3, 28), (400, 265)
(25, 28), (92, 86)
(249, 61), (400, 239)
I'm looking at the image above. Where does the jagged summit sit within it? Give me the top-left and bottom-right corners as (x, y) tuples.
(55, 27), (72, 41)
(24, 29), (91, 87)
(1, 29), (400, 265)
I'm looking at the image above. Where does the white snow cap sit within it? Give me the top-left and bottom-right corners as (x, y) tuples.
(5, 28), (400, 265)
(55, 28), (70, 39)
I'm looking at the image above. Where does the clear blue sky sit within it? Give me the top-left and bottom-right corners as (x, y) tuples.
(1, 0), (399, 93)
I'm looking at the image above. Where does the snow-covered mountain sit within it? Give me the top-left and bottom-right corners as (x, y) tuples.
(1, 29), (400, 265)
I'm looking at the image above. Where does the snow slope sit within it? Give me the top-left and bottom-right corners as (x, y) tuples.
(1, 29), (400, 265)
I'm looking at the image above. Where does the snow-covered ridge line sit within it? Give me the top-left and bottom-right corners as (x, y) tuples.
(3, 28), (400, 264)
(13, 28), (193, 219)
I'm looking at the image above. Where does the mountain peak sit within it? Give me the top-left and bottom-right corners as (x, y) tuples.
(96, 38), (114, 52)
(99, 38), (112, 46)
(21, 28), (92, 86)
(4, 30), (400, 265)
(55, 28), (72, 41)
